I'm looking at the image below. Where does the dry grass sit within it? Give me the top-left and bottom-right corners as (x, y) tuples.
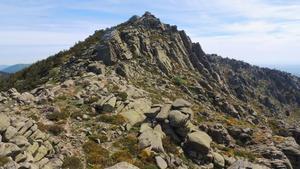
(62, 156), (83, 169)
(37, 122), (65, 136)
(97, 114), (126, 125)
(82, 141), (110, 168)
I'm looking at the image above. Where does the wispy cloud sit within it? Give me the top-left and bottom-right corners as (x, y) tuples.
(0, 0), (299, 65)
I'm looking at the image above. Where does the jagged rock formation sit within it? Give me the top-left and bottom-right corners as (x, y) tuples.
(0, 114), (63, 169)
(1, 12), (300, 169)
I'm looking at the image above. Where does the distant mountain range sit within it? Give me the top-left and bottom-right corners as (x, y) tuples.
(0, 63), (299, 76)
(262, 65), (300, 77)
(0, 64), (30, 73)
(0, 65), (9, 70)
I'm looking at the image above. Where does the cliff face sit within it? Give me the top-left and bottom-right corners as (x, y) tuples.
(1, 12), (300, 169)
(63, 11), (299, 119)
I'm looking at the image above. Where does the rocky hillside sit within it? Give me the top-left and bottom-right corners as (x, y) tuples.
(1, 12), (300, 169)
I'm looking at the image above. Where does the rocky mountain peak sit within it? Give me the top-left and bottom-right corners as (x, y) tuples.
(1, 12), (300, 169)
(124, 11), (164, 30)
(90, 12), (206, 78)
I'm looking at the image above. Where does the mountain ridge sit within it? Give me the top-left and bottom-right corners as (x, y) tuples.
(0, 65), (9, 70)
(0, 12), (300, 169)
(0, 63), (30, 73)
(261, 65), (300, 77)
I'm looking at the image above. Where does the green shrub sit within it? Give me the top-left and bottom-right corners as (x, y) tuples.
(29, 114), (40, 121)
(113, 134), (139, 156)
(48, 67), (60, 82)
(55, 95), (68, 101)
(85, 96), (99, 104)
(70, 111), (83, 119)
(46, 111), (69, 121)
(101, 104), (115, 113)
(143, 164), (159, 169)
(97, 114), (126, 125)
(173, 76), (187, 86)
(62, 156), (83, 169)
(116, 92), (128, 101)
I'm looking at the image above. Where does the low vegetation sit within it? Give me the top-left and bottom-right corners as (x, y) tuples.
(0, 30), (105, 92)
(97, 114), (126, 125)
(82, 141), (111, 168)
(111, 150), (134, 164)
(88, 133), (108, 143)
(62, 156), (83, 169)
(46, 111), (70, 121)
(37, 122), (65, 136)
(214, 143), (258, 162)
(173, 76), (187, 86)
(116, 92), (128, 101)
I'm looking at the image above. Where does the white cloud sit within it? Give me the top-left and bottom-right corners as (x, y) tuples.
(222, 21), (278, 33)
(216, 0), (300, 20)
(0, 0), (299, 65)
(194, 34), (300, 65)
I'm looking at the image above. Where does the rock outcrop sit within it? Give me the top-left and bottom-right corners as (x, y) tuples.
(0, 114), (63, 169)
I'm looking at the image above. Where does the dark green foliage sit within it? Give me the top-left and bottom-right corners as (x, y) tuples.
(1, 64), (30, 73)
(97, 114), (126, 125)
(101, 104), (115, 113)
(0, 51), (67, 92)
(143, 164), (159, 169)
(0, 29), (105, 92)
(62, 156), (83, 169)
(46, 111), (70, 121)
(116, 92), (128, 101)
(173, 76), (187, 86)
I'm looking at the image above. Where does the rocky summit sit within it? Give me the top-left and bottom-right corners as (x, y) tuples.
(0, 12), (300, 169)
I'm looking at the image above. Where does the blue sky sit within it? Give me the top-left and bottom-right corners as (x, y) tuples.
(0, 0), (299, 65)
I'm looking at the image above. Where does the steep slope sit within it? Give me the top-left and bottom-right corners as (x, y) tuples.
(1, 12), (300, 169)
(58, 12), (300, 119)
